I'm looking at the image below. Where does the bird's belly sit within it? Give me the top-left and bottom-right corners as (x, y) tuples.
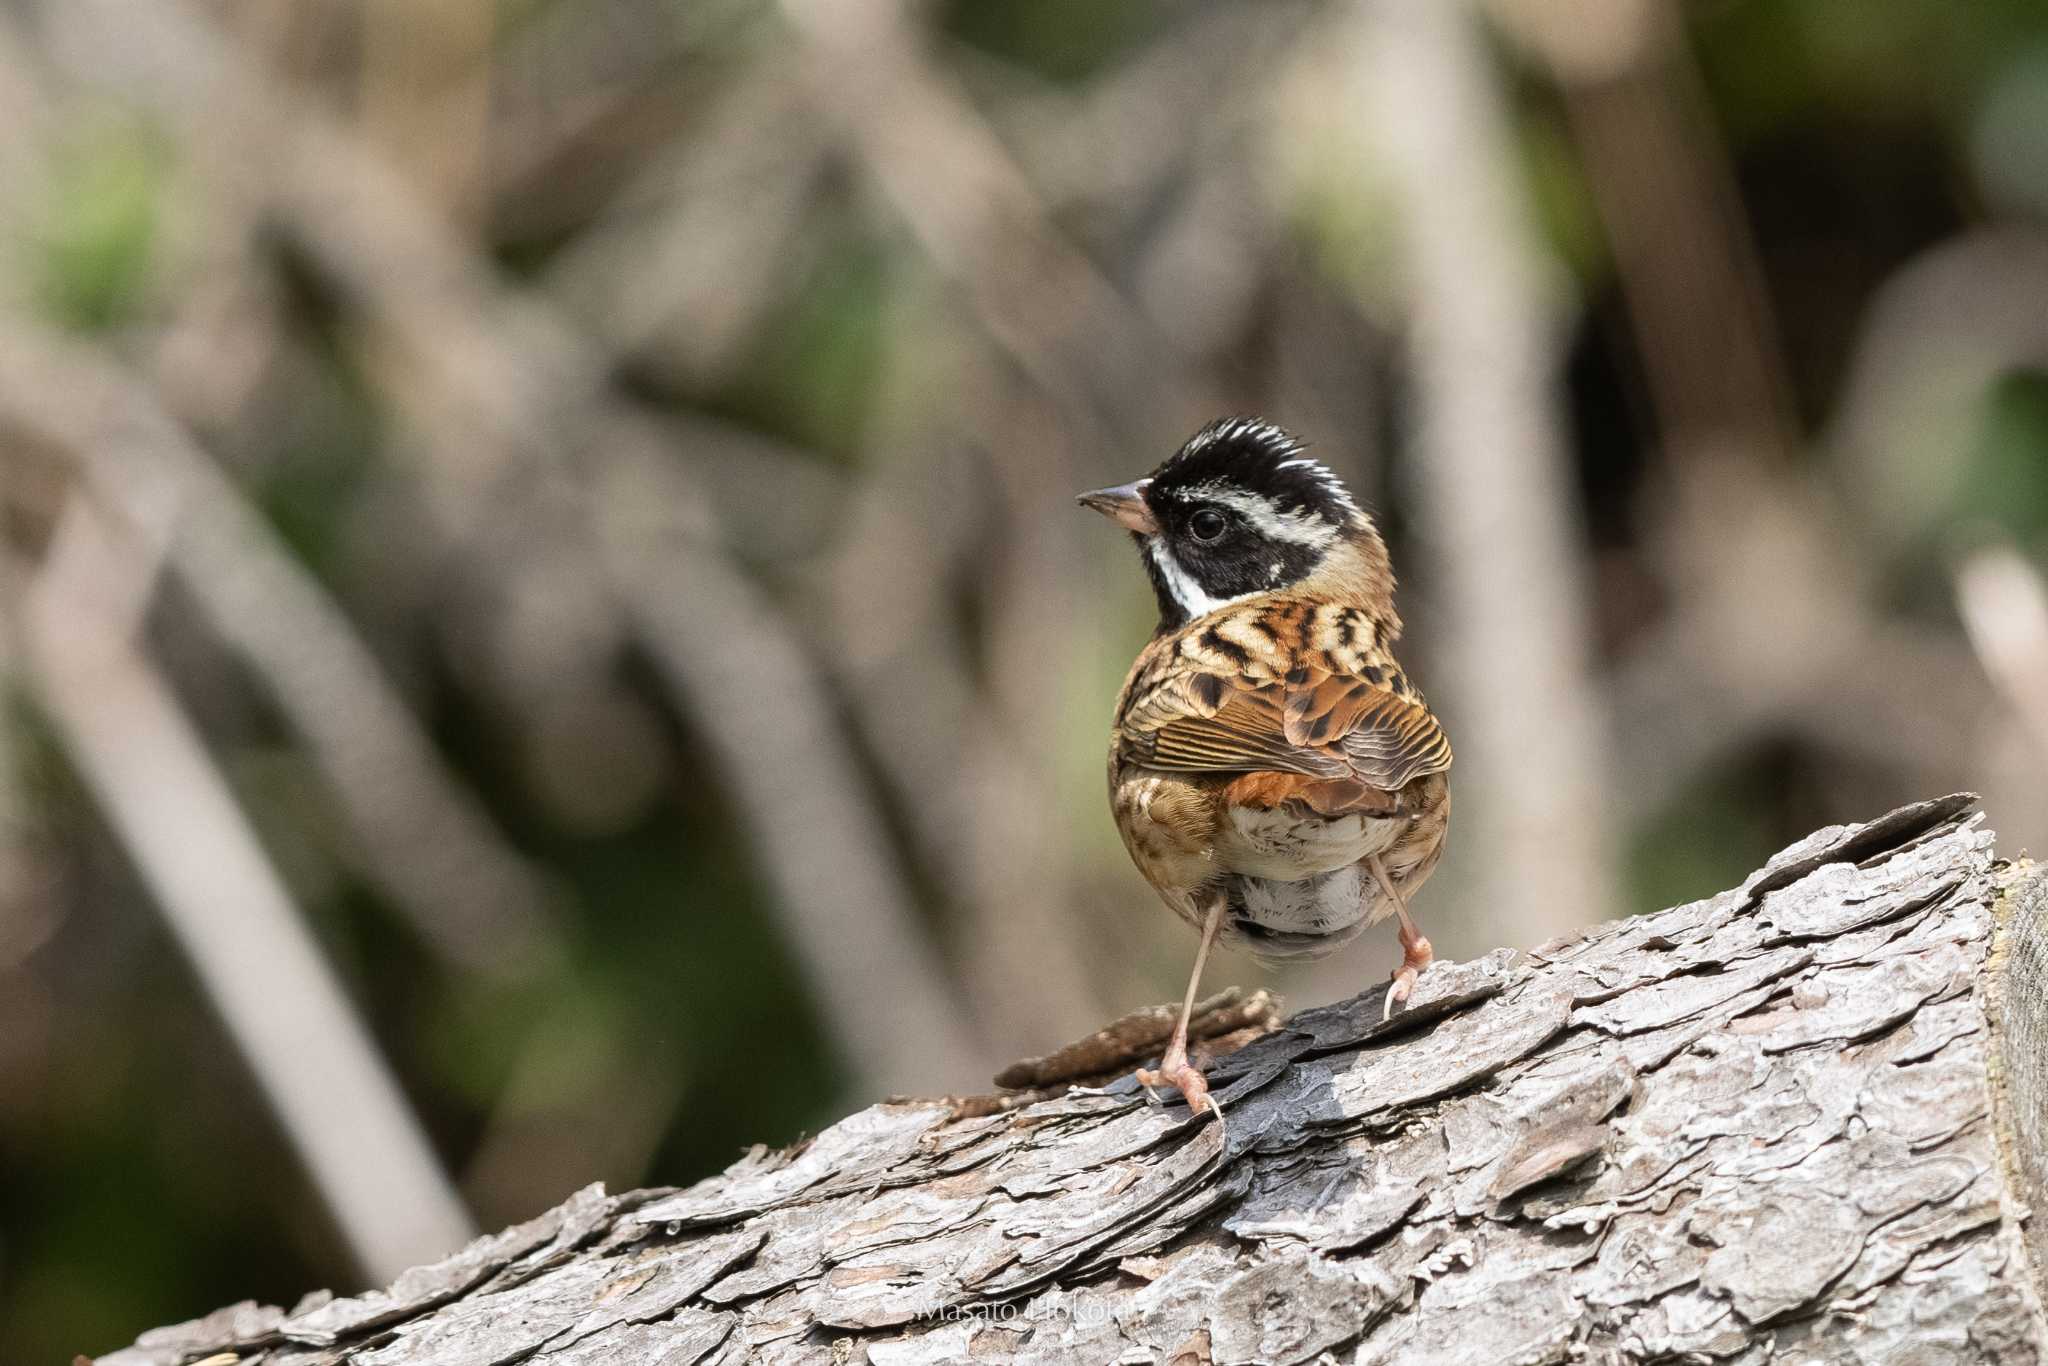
(1230, 864), (1369, 946)
(1216, 803), (1403, 880)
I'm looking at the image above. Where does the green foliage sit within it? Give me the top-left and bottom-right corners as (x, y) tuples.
(1627, 754), (1792, 919)
(940, 0), (1174, 83)
(1694, 0), (2047, 137)
(1516, 105), (1608, 281)
(1958, 368), (2048, 552)
(720, 233), (897, 460)
(33, 114), (165, 330)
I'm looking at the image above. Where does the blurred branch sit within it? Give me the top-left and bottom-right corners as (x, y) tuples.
(0, 324), (565, 979)
(37, 0), (995, 1092)
(11, 494), (472, 1281)
(1829, 228), (2048, 544)
(594, 434), (990, 1091)
(1611, 613), (1990, 816)
(1957, 545), (2048, 766)
(981, 1), (1309, 229)
(665, 415), (847, 565)
(485, 0), (747, 228)
(825, 422), (1109, 1052)
(0, 554), (49, 973)
(1606, 449), (1994, 812)
(1493, 0), (1800, 460)
(539, 69), (825, 385)
(359, 0), (493, 226)
(777, 0), (1203, 443)
(1349, 0), (1619, 936)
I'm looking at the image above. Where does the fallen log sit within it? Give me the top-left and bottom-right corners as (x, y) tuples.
(96, 795), (2048, 1364)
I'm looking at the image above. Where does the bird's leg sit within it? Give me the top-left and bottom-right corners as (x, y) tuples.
(1369, 853), (1432, 1021)
(1135, 897), (1228, 1126)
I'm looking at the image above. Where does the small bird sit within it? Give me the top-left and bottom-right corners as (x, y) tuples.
(1079, 417), (1452, 1121)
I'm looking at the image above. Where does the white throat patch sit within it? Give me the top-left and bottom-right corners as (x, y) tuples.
(1145, 538), (1257, 620)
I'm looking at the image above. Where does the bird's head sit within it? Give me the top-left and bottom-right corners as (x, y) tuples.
(1078, 417), (1392, 631)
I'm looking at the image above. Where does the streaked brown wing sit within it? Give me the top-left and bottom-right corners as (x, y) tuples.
(1122, 663), (1449, 794)
(1129, 686), (1344, 778)
(1130, 704), (1335, 778)
(1285, 675), (1453, 793)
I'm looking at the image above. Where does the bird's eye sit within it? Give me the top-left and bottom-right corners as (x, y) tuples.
(1190, 509), (1227, 542)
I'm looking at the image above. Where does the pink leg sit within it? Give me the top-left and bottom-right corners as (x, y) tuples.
(1135, 898), (1228, 1127)
(1370, 854), (1433, 1020)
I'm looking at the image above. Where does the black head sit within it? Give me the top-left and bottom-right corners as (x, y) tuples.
(1078, 417), (1370, 629)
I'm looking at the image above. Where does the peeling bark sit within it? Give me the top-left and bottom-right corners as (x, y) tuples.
(98, 795), (2048, 1365)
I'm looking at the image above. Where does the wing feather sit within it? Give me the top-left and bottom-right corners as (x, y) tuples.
(1116, 618), (1451, 798)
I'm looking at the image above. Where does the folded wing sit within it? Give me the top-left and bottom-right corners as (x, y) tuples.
(1119, 662), (1451, 799)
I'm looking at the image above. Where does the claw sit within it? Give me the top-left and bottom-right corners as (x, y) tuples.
(1383, 959), (1421, 1021)
(1384, 930), (1433, 1019)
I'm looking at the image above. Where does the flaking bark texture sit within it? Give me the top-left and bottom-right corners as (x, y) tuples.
(99, 795), (2048, 1365)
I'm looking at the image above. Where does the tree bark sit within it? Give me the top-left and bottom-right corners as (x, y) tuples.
(97, 795), (2048, 1365)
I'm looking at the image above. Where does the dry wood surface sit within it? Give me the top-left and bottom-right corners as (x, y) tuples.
(98, 794), (2048, 1365)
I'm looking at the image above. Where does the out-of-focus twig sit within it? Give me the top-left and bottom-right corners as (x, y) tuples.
(37, 0), (996, 1093)
(984, 1), (1309, 227)
(13, 496), (473, 1281)
(1609, 548), (1990, 816)
(1957, 546), (2048, 765)
(359, 0), (493, 226)
(777, 0), (1202, 443)
(485, 0), (747, 225)
(824, 420), (1108, 1051)
(595, 434), (989, 1092)
(539, 70), (824, 385)
(0, 556), (48, 973)
(1492, 0), (1800, 461)
(1346, 0), (1619, 939)
(1829, 229), (2048, 546)
(0, 324), (565, 979)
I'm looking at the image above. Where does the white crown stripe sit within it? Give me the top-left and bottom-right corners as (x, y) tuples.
(1172, 419), (1363, 521)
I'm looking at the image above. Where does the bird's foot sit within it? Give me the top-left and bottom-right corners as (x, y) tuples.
(1382, 932), (1434, 1022)
(1134, 1040), (1223, 1128)
(942, 990), (1280, 1120)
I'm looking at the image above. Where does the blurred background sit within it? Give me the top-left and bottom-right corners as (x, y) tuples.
(3, 0), (2048, 1356)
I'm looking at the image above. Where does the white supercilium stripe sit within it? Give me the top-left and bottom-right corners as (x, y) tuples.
(1188, 485), (1342, 549)
(1274, 458), (1362, 518)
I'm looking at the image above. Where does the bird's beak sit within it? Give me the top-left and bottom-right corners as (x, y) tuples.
(1076, 479), (1157, 534)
